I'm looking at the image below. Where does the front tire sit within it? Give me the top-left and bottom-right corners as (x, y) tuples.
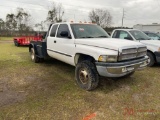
(147, 52), (155, 67)
(30, 48), (40, 63)
(75, 60), (99, 91)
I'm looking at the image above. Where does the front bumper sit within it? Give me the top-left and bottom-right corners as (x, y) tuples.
(95, 56), (148, 78)
(154, 52), (160, 63)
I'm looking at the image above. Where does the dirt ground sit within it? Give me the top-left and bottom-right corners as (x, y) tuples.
(0, 41), (159, 120)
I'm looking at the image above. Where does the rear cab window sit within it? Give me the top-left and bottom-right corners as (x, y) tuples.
(50, 24), (58, 37)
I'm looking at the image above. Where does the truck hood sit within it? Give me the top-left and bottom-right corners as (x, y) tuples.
(75, 38), (145, 51)
(140, 40), (160, 47)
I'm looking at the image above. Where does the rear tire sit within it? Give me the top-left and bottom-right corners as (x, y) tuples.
(30, 48), (40, 63)
(14, 41), (19, 47)
(75, 60), (99, 91)
(147, 52), (155, 67)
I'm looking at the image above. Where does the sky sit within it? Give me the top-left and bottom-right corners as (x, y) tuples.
(0, 0), (160, 29)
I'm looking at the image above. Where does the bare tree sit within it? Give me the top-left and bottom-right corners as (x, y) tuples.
(0, 18), (5, 30)
(89, 9), (112, 28)
(16, 8), (32, 32)
(56, 3), (64, 22)
(6, 13), (17, 35)
(46, 2), (64, 24)
(35, 21), (45, 31)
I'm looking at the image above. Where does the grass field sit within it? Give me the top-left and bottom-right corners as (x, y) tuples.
(0, 41), (159, 120)
(0, 37), (13, 41)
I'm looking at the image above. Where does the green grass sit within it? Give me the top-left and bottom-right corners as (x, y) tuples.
(0, 42), (159, 120)
(0, 37), (13, 41)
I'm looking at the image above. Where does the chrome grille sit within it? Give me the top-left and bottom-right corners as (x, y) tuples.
(137, 47), (147, 57)
(122, 48), (137, 54)
(119, 46), (147, 61)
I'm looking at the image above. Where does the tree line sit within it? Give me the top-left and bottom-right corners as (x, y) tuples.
(0, 2), (113, 37)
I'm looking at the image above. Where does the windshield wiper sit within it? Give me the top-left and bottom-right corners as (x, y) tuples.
(78, 36), (94, 38)
(138, 38), (151, 40)
(95, 36), (108, 38)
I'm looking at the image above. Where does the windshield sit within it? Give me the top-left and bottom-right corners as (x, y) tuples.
(130, 30), (151, 40)
(70, 24), (110, 39)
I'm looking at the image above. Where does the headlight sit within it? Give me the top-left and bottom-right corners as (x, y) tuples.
(98, 55), (117, 62)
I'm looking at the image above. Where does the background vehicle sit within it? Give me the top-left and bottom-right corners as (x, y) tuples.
(143, 31), (160, 40)
(111, 29), (160, 66)
(133, 23), (160, 33)
(29, 23), (148, 90)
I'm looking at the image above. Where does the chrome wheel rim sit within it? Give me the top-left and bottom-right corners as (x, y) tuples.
(31, 49), (35, 60)
(79, 69), (88, 84)
(147, 56), (151, 65)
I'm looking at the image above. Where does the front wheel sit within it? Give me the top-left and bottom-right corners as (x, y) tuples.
(147, 52), (155, 67)
(75, 60), (99, 91)
(30, 48), (40, 63)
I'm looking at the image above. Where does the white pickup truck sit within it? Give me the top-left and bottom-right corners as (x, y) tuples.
(111, 29), (160, 66)
(29, 23), (148, 90)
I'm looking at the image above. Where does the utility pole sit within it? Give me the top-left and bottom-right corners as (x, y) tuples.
(122, 8), (125, 27)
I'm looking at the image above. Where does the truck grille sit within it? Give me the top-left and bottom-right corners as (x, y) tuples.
(119, 46), (147, 61)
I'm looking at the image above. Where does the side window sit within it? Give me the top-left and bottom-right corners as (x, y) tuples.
(119, 31), (133, 40)
(57, 24), (70, 38)
(50, 24), (58, 37)
(112, 31), (119, 38)
(148, 33), (157, 37)
(148, 33), (159, 40)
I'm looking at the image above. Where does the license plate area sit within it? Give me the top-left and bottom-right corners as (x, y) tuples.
(122, 66), (135, 73)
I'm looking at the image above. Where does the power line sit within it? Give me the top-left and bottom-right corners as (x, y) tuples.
(0, 4), (48, 12)
(0, 4), (89, 22)
(4, 0), (98, 10)
(0, 4), (88, 16)
(1, 0), (90, 17)
(4, 0), (120, 13)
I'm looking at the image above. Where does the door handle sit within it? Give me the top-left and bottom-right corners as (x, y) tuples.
(54, 40), (56, 43)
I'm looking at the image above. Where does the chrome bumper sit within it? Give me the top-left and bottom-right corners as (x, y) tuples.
(95, 56), (148, 77)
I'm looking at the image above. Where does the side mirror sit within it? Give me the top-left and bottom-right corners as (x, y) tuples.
(124, 37), (133, 40)
(60, 31), (71, 39)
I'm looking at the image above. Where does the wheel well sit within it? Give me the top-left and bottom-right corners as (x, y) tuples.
(75, 54), (95, 65)
(147, 50), (156, 62)
(29, 44), (34, 52)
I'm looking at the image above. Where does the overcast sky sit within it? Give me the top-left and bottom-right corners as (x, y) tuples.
(0, 0), (160, 28)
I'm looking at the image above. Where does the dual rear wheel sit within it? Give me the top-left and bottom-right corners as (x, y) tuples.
(30, 48), (40, 63)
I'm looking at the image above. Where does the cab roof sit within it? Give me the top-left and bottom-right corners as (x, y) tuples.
(50, 22), (97, 25)
(114, 29), (140, 31)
